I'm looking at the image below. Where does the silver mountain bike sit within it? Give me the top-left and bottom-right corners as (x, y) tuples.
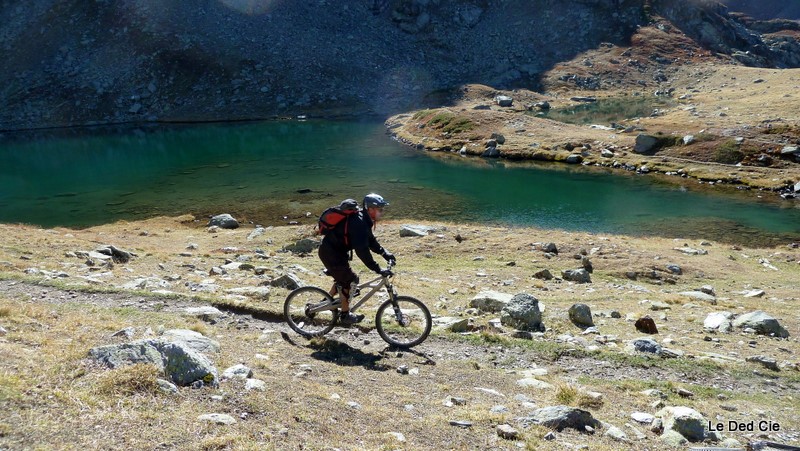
(283, 262), (432, 348)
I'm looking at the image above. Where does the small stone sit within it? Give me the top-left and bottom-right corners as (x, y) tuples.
(444, 396), (467, 407)
(497, 424), (520, 440)
(449, 420), (473, 428)
(631, 412), (655, 424)
(746, 355), (779, 371)
(604, 425), (628, 442)
(676, 388), (694, 398)
(244, 378), (267, 391)
(197, 413), (236, 425)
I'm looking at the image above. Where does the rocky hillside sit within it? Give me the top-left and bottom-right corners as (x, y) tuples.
(722, 0), (800, 20)
(1, 0), (799, 131)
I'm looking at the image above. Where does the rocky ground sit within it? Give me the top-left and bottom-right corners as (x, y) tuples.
(1, 215), (799, 449)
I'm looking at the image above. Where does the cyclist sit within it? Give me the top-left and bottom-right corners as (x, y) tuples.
(318, 193), (396, 325)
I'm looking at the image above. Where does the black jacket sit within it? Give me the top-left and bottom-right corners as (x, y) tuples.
(321, 209), (384, 273)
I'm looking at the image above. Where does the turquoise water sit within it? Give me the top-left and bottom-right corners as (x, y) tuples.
(1, 120), (799, 245)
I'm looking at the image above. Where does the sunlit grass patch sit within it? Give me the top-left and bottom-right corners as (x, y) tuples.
(423, 111), (476, 134)
(555, 382), (578, 405)
(94, 363), (162, 397)
(0, 370), (24, 403)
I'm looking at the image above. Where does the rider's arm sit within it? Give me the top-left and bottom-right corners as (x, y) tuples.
(354, 246), (382, 273)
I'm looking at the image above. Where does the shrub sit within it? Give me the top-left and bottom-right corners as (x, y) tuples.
(714, 140), (744, 164)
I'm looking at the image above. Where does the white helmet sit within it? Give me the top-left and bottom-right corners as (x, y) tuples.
(363, 193), (389, 208)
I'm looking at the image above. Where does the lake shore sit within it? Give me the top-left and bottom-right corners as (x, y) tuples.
(385, 63), (800, 198)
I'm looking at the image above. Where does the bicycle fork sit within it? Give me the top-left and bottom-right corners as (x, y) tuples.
(386, 285), (408, 326)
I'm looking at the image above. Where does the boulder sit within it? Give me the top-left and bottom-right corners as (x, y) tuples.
(158, 342), (219, 386)
(533, 269), (553, 280)
(635, 316), (658, 334)
(781, 145), (799, 156)
(634, 134), (659, 154)
(657, 406), (708, 442)
(470, 291), (512, 313)
(94, 245), (134, 263)
(659, 429), (688, 447)
(222, 363), (253, 380)
(490, 133), (506, 145)
(500, 293), (544, 332)
(89, 339), (218, 386)
(562, 268), (591, 284)
(746, 355), (779, 371)
(703, 312), (733, 332)
(433, 317), (470, 332)
(482, 146), (500, 158)
(399, 224), (438, 237)
(632, 338), (662, 354)
(524, 405), (600, 432)
(270, 274), (303, 290)
(494, 95), (513, 107)
(568, 304), (594, 327)
(208, 214), (239, 229)
(542, 242), (558, 254)
(732, 311), (789, 338)
(161, 329), (220, 353)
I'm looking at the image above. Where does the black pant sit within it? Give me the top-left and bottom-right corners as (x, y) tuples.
(318, 242), (358, 293)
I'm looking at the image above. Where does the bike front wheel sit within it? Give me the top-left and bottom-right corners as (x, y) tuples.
(284, 286), (339, 337)
(375, 296), (432, 348)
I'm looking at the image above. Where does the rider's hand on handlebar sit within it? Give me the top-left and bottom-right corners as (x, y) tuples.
(379, 268), (394, 277)
(381, 251), (395, 265)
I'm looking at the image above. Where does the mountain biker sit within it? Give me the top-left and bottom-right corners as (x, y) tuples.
(318, 193), (395, 325)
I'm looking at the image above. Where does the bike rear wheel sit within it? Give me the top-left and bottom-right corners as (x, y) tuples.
(375, 296), (432, 348)
(284, 286), (339, 337)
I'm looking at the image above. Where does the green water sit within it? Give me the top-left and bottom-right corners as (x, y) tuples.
(1, 120), (799, 245)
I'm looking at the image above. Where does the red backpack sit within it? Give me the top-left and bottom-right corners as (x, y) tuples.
(317, 199), (359, 245)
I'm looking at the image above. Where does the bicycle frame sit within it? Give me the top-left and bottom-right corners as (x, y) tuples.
(304, 273), (394, 315)
(347, 273), (394, 314)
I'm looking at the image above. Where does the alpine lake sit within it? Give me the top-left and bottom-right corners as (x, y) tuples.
(1, 119), (799, 247)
